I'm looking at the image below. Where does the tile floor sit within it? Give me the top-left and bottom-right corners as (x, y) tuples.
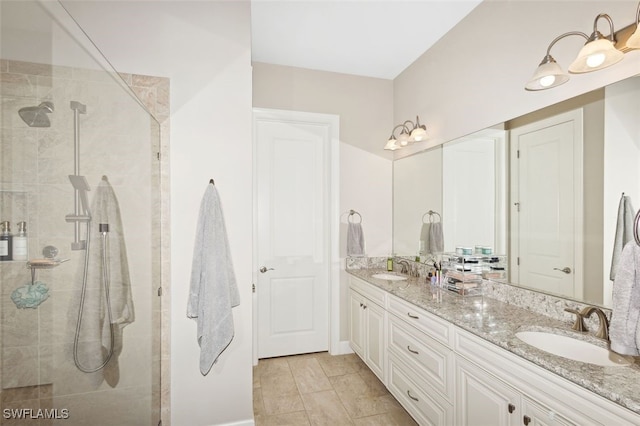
(253, 352), (418, 425)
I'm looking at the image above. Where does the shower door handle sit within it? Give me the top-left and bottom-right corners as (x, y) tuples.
(259, 266), (274, 273)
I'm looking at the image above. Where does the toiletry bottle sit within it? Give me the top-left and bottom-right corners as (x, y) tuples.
(13, 221), (27, 261)
(0, 221), (13, 261)
(387, 257), (393, 271)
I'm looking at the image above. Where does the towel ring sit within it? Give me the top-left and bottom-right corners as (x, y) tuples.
(348, 209), (362, 224)
(634, 209), (640, 247)
(422, 210), (441, 224)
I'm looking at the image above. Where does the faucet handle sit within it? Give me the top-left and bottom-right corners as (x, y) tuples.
(564, 308), (587, 332)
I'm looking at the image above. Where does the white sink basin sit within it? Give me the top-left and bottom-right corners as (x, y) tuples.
(516, 331), (632, 367)
(371, 273), (407, 281)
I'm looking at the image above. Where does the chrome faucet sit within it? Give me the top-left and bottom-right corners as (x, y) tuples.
(397, 260), (410, 274)
(580, 306), (610, 341)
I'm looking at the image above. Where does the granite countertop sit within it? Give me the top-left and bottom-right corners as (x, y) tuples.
(347, 268), (640, 415)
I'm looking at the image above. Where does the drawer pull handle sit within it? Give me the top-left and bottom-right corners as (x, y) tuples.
(407, 312), (419, 319)
(407, 390), (419, 402)
(523, 415), (531, 425)
(363, 304), (367, 309)
(508, 403), (515, 414)
(407, 345), (419, 355)
(359, 303), (363, 308)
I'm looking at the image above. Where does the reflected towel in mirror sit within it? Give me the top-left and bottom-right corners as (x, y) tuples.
(610, 195), (635, 281)
(347, 222), (365, 256)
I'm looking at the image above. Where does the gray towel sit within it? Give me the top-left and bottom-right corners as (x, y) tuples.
(429, 222), (444, 253)
(609, 242), (640, 356)
(419, 223), (430, 255)
(610, 195), (635, 281)
(347, 222), (365, 256)
(71, 176), (133, 386)
(187, 184), (240, 375)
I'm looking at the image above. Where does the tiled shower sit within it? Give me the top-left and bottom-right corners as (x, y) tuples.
(1, 1), (167, 424)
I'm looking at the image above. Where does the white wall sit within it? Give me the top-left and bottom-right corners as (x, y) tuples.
(59, 2), (254, 425)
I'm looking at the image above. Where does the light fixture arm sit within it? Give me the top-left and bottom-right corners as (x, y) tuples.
(545, 31), (589, 57)
(590, 13), (616, 43)
(389, 123), (409, 138)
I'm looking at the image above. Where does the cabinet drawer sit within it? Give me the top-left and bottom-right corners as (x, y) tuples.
(349, 275), (386, 306)
(388, 315), (453, 401)
(388, 353), (453, 426)
(387, 294), (453, 347)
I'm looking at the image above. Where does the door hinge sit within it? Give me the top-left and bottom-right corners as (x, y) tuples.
(156, 152), (161, 161)
(157, 287), (162, 296)
(517, 257), (520, 266)
(517, 149), (520, 159)
(252, 283), (256, 293)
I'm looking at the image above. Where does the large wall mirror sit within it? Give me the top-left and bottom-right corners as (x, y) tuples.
(393, 75), (640, 309)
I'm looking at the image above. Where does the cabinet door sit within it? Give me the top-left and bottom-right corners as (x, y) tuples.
(364, 300), (385, 381)
(456, 356), (520, 426)
(521, 397), (575, 426)
(349, 289), (364, 357)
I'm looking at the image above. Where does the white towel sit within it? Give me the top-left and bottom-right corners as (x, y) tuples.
(187, 184), (240, 375)
(71, 176), (134, 386)
(419, 223), (430, 255)
(610, 195), (635, 281)
(609, 241), (640, 356)
(347, 222), (365, 256)
(429, 222), (444, 253)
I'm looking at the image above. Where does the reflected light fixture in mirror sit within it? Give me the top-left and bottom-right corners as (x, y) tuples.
(526, 3), (640, 91)
(384, 116), (428, 151)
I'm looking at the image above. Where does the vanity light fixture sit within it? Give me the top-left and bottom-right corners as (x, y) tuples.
(526, 3), (640, 91)
(627, 2), (640, 48)
(384, 116), (428, 151)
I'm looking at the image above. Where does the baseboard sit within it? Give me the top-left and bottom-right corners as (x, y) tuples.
(217, 419), (254, 426)
(331, 340), (354, 356)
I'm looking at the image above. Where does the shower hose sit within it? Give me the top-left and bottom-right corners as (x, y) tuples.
(73, 219), (115, 373)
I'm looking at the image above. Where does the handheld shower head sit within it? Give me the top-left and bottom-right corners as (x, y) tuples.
(18, 101), (54, 127)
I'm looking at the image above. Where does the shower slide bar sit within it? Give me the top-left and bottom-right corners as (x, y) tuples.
(65, 101), (89, 250)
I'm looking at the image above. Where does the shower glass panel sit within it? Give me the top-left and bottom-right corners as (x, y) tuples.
(0, 1), (162, 425)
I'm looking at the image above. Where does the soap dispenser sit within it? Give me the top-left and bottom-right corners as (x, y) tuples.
(13, 221), (27, 261)
(0, 221), (13, 261)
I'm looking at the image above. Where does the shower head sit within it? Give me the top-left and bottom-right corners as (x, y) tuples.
(18, 101), (54, 127)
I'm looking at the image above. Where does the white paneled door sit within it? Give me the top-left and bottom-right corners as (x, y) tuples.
(253, 109), (337, 359)
(510, 109), (583, 300)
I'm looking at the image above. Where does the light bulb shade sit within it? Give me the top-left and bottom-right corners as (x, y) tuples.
(397, 132), (410, 146)
(525, 59), (569, 91)
(410, 126), (427, 142)
(568, 38), (623, 73)
(384, 138), (399, 150)
(627, 26), (640, 49)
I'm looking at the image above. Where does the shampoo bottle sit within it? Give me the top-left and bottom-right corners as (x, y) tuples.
(0, 221), (12, 261)
(13, 221), (27, 261)
(387, 257), (393, 271)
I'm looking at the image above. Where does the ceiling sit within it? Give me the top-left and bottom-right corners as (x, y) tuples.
(251, 0), (483, 80)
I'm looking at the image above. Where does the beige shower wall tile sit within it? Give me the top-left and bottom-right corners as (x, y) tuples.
(51, 386), (152, 426)
(2, 346), (39, 388)
(7, 61), (72, 79)
(0, 127), (38, 185)
(1, 296), (39, 347)
(1, 59), (8, 72)
(0, 73), (37, 98)
(131, 86), (157, 117)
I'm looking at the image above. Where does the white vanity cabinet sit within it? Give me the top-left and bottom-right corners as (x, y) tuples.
(454, 328), (638, 426)
(348, 276), (386, 381)
(386, 295), (455, 425)
(347, 274), (640, 426)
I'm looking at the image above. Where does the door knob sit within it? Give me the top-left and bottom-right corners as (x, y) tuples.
(553, 267), (572, 274)
(259, 266), (274, 273)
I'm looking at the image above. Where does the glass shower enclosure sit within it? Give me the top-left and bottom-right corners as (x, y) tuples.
(0, 1), (163, 424)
